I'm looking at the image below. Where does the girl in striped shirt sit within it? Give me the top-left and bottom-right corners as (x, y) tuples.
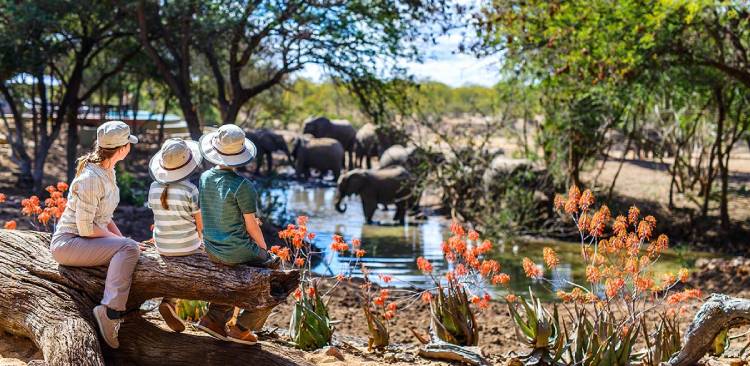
(147, 138), (204, 333)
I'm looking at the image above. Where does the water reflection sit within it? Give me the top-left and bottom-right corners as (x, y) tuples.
(265, 183), (715, 301)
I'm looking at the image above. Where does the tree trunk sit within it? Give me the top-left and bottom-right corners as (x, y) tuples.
(0, 229), (302, 365)
(66, 104), (81, 183)
(0, 83), (34, 188)
(668, 294), (750, 366)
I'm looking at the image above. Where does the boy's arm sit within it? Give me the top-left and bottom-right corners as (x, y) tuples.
(243, 213), (267, 250)
(194, 212), (204, 240)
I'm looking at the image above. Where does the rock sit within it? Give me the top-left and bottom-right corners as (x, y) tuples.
(324, 346), (345, 361)
(383, 352), (397, 363)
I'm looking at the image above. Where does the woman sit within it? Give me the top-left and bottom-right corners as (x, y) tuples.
(146, 137), (204, 333)
(51, 120), (141, 349)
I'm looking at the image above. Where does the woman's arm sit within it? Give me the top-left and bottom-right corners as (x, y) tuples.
(107, 220), (123, 237)
(243, 213), (267, 251)
(194, 212), (204, 240)
(83, 224), (117, 238)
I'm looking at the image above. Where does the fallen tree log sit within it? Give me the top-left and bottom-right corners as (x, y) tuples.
(0, 229), (303, 366)
(667, 293), (750, 366)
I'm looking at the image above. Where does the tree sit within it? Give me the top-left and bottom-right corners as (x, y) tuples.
(134, 0), (451, 139)
(0, 0), (139, 189)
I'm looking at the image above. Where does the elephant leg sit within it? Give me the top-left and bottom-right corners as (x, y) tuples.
(349, 150), (354, 170)
(254, 152), (263, 175)
(362, 197), (377, 224)
(394, 202), (406, 224)
(366, 156), (371, 169)
(266, 153), (273, 175)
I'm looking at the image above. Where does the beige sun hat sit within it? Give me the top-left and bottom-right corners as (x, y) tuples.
(199, 124), (256, 167)
(97, 121), (138, 148)
(149, 138), (203, 183)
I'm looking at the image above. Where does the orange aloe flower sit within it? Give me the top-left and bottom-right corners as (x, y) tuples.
(294, 258), (305, 267)
(522, 257), (542, 278)
(628, 206), (640, 225)
(578, 189), (594, 211)
(4, 220), (17, 230)
(491, 273), (510, 285)
(542, 247), (559, 269)
(0, 193), (6, 203)
(416, 257), (433, 273)
(505, 294), (517, 303)
(383, 310), (395, 320)
(467, 230), (480, 241)
(355, 249), (366, 258)
(56, 182), (69, 192)
(421, 291), (432, 304)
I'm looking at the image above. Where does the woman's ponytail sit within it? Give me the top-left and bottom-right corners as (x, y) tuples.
(74, 144), (124, 178)
(160, 184), (170, 210)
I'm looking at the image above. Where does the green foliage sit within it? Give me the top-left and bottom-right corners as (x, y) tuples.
(429, 279), (479, 346)
(175, 300), (208, 322)
(289, 282), (333, 351)
(116, 166), (147, 206)
(507, 292), (565, 365)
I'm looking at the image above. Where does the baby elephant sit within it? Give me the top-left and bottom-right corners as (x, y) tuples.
(334, 166), (414, 224)
(292, 135), (344, 181)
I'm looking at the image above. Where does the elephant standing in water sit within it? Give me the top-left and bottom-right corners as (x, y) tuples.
(302, 117), (357, 170)
(292, 135), (344, 181)
(245, 129), (291, 175)
(334, 166), (414, 224)
(354, 123), (380, 169)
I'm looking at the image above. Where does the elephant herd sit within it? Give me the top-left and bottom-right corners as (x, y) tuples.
(244, 117), (421, 224)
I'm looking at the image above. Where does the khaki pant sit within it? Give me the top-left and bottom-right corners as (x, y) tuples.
(50, 232), (140, 311)
(204, 250), (269, 331)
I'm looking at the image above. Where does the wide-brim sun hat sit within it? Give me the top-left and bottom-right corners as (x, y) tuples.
(149, 139), (203, 183)
(199, 124), (256, 167)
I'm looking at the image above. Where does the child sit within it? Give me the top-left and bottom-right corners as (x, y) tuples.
(147, 138), (204, 333)
(195, 124), (279, 345)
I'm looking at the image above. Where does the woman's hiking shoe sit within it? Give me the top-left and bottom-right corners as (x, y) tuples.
(196, 317), (227, 341)
(93, 305), (122, 349)
(226, 325), (258, 345)
(158, 301), (186, 333)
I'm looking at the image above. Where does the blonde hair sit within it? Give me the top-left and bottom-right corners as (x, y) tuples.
(74, 144), (123, 177)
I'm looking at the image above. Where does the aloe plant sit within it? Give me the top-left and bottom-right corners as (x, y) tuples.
(566, 307), (640, 366)
(508, 291), (565, 365)
(289, 282), (333, 351)
(640, 313), (681, 365)
(362, 303), (389, 351)
(175, 299), (208, 322)
(429, 279), (479, 346)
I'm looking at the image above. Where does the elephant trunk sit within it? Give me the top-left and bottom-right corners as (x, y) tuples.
(334, 192), (347, 213)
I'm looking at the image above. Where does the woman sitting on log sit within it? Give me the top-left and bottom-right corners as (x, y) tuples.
(195, 124), (280, 345)
(50, 121), (143, 349)
(146, 138), (205, 333)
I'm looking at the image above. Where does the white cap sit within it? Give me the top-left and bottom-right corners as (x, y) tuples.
(97, 121), (138, 148)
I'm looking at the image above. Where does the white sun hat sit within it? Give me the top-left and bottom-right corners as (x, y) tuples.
(97, 120), (138, 148)
(199, 124), (256, 167)
(149, 138), (203, 183)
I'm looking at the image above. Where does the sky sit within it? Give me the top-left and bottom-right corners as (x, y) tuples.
(297, 12), (504, 88)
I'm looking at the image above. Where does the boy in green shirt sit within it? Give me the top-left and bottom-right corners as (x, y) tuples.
(195, 124), (279, 345)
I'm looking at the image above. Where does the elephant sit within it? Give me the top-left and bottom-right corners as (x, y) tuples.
(245, 128), (291, 175)
(302, 117), (357, 170)
(354, 123), (380, 169)
(291, 135), (344, 181)
(334, 166), (415, 225)
(378, 144), (444, 170)
(378, 145), (414, 169)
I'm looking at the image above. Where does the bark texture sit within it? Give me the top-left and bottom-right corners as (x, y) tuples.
(667, 293), (750, 366)
(0, 229), (301, 365)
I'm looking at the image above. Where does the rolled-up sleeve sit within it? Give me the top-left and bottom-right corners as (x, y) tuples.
(72, 175), (102, 236)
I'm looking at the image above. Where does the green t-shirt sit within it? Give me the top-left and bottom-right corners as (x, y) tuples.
(199, 168), (262, 265)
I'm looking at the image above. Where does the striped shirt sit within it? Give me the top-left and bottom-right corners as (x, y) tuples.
(147, 181), (202, 255)
(56, 163), (120, 237)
